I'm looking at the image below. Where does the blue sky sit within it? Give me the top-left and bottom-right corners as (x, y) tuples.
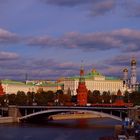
(0, 0), (140, 81)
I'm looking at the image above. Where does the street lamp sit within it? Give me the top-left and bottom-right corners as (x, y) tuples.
(102, 99), (104, 104)
(4, 98), (9, 107)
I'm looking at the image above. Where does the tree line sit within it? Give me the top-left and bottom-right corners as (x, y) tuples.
(0, 90), (140, 106)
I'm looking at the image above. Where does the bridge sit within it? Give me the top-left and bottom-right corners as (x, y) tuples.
(20, 109), (123, 122)
(4, 105), (137, 123)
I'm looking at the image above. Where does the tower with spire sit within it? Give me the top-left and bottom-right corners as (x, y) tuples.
(77, 62), (88, 106)
(130, 57), (137, 90)
(123, 68), (128, 88)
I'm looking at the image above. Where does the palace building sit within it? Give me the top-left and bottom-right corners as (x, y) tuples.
(1, 79), (63, 94)
(64, 68), (123, 95)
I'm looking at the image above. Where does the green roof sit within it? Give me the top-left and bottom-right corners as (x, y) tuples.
(38, 83), (63, 87)
(105, 77), (120, 80)
(2, 79), (25, 85)
(1, 79), (63, 87)
(66, 69), (122, 81)
(66, 69), (103, 80)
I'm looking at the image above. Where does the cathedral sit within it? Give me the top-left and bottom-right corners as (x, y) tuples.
(123, 58), (139, 92)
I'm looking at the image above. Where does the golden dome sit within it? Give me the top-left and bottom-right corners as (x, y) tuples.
(131, 58), (136, 65)
(123, 68), (128, 72)
(92, 69), (96, 73)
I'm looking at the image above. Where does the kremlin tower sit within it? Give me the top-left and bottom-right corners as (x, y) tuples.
(114, 89), (125, 106)
(0, 81), (4, 96)
(77, 64), (88, 106)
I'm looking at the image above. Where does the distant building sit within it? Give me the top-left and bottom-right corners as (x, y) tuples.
(2, 79), (63, 94)
(64, 68), (123, 95)
(123, 58), (139, 92)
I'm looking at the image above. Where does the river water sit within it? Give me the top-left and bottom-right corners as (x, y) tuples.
(0, 118), (122, 140)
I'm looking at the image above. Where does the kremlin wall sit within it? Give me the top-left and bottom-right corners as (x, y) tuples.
(0, 58), (139, 95)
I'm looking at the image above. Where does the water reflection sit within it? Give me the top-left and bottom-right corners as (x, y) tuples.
(0, 118), (122, 140)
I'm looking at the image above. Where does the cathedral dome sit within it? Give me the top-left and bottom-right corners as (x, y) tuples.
(131, 58), (136, 65)
(123, 68), (128, 73)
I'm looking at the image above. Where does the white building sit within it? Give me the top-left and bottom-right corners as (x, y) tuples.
(64, 69), (124, 95)
(2, 79), (63, 94)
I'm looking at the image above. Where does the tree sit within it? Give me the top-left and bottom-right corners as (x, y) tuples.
(87, 90), (94, 103)
(7, 94), (16, 105)
(129, 91), (140, 105)
(46, 91), (54, 103)
(34, 91), (54, 105)
(0, 95), (6, 106)
(92, 90), (101, 103)
(27, 92), (35, 105)
(123, 91), (130, 103)
(58, 94), (71, 105)
(15, 91), (27, 105)
(71, 95), (77, 103)
(102, 91), (110, 103)
(55, 90), (63, 95)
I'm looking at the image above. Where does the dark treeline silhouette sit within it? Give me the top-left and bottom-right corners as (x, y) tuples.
(0, 90), (140, 106)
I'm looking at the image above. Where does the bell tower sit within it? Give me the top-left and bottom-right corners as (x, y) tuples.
(77, 63), (88, 106)
(123, 68), (128, 88)
(130, 57), (137, 89)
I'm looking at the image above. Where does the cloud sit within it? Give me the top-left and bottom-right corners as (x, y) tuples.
(28, 31), (121, 51)
(0, 57), (80, 80)
(89, 0), (116, 16)
(41, 0), (140, 17)
(124, 0), (140, 17)
(100, 52), (140, 79)
(28, 28), (140, 53)
(41, 0), (93, 7)
(0, 28), (20, 44)
(41, 0), (116, 16)
(0, 51), (19, 61)
(0, 53), (139, 80)
(106, 52), (140, 66)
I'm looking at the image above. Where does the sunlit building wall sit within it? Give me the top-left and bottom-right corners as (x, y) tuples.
(2, 80), (62, 94)
(64, 69), (123, 95)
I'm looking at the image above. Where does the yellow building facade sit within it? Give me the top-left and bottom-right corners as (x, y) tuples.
(2, 80), (62, 94)
(64, 69), (123, 95)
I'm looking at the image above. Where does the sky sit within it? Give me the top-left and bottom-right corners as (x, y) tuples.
(0, 0), (140, 81)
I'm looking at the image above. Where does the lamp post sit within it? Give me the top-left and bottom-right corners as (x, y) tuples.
(4, 96), (9, 107)
(110, 94), (112, 106)
(102, 99), (104, 104)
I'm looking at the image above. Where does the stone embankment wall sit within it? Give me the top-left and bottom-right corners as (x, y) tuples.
(0, 117), (18, 123)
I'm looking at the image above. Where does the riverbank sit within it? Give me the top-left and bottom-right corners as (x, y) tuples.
(50, 112), (103, 120)
(0, 117), (17, 123)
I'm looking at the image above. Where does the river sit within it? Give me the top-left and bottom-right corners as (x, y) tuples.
(0, 118), (122, 140)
